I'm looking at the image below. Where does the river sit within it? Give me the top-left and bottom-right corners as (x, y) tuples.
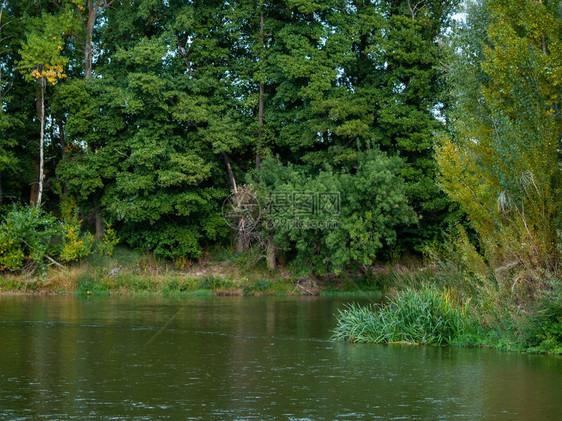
(1, 295), (561, 420)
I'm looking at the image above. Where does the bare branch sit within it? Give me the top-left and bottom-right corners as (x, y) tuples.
(407, 0), (427, 20)
(45, 254), (65, 269)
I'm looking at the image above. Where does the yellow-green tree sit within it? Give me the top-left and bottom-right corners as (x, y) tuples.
(17, 10), (73, 206)
(437, 0), (561, 296)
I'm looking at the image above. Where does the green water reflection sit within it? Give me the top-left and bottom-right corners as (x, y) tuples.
(1, 295), (561, 420)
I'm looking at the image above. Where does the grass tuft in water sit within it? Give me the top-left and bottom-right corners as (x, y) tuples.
(332, 285), (480, 345)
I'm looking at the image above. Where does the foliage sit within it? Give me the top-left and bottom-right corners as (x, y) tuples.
(332, 285), (479, 345)
(3, 0), (463, 265)
(97, 222), (119, 257)
(525, 274), (562, 354)
(0, 205), (59, 272)
(56, 1), (234, 258)
(59, 196), (93, 263)
(17, 7), (74, 85)
(250, 0), (461, 251)
(258, 150), (416, 274)
(436, 0), (561, 300)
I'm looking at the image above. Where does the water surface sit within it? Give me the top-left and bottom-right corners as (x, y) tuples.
(1, 295), (561, 420)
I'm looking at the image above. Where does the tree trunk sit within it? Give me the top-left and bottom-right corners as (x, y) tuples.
(29, 76), (44, 206)
(85, 4), (96, 79)
(222, 152), (237, 194)
(58, 119), (68, 194)
(29, 157), (39, 206)
(58, 118), (66, 154)
(36, 76), (45, 207)
(266, 232), (276, 270)
(95, 206), (104, 240)
(86, 2), (104, 236)
(235, 219), (246, 253)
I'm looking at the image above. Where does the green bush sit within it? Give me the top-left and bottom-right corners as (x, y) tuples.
(0, 205), (59, 272)
(332, 285), (480, 345)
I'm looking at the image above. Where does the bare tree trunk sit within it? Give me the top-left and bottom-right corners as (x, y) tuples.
(29, 158), (39, 206)
(36, 76), (45, 207)
(266, 232), (276, 270)
(57, 119), (68, 195)
(407, 0), (425, 20)
(222, 152), (237, 194)
(29, 86), (41, 206)
(84, 1), (110, 235)
(177, 39), (195, 79)
(236, 220), (246, 253)
(84, 29), (93, 78)
(256, 81), (264, 171)
(85, 4), (95, 78)
(95, 206), (104, 240)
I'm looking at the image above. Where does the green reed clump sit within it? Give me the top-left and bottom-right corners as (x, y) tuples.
(332, 285), (479, 345)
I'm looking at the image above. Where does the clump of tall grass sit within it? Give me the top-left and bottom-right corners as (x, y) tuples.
(332, 285), (479, 345)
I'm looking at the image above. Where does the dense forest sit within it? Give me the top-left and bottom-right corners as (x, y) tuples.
(1, 0), (468, 269)
(0, 0), (560, 344)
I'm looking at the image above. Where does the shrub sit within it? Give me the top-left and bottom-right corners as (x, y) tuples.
(0, 205), (59, 272)
(59, 197), (93, 263)
(332, 285), (479, 345)
(97, 223), (119, 256)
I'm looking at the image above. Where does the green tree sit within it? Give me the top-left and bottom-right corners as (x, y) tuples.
(58, 0), (237, 259)
(259, 1), (460, 252)
(258, 150), (416, 275)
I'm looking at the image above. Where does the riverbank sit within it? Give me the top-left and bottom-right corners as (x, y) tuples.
(0, 247), (385, 298)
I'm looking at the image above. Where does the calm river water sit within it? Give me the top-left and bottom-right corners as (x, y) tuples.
(1, 295), (561, 420)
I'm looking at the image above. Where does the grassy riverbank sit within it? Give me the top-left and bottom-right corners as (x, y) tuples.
(0, 246), (385, 297)
(332, 282), (562, 355)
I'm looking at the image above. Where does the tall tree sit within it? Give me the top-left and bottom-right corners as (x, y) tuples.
(58, 0), (238, 258)
(436, 0), (561, 295)
(76, 0), (114, 238)
(17, 8), (73, 206)
(258, 0), (460, 253)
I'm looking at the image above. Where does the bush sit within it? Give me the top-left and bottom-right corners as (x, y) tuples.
(0, 205), (59, 272)
(332, 285), (479, 345)
(97, 223), (119, 256)
(59, 197), (94, 263)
